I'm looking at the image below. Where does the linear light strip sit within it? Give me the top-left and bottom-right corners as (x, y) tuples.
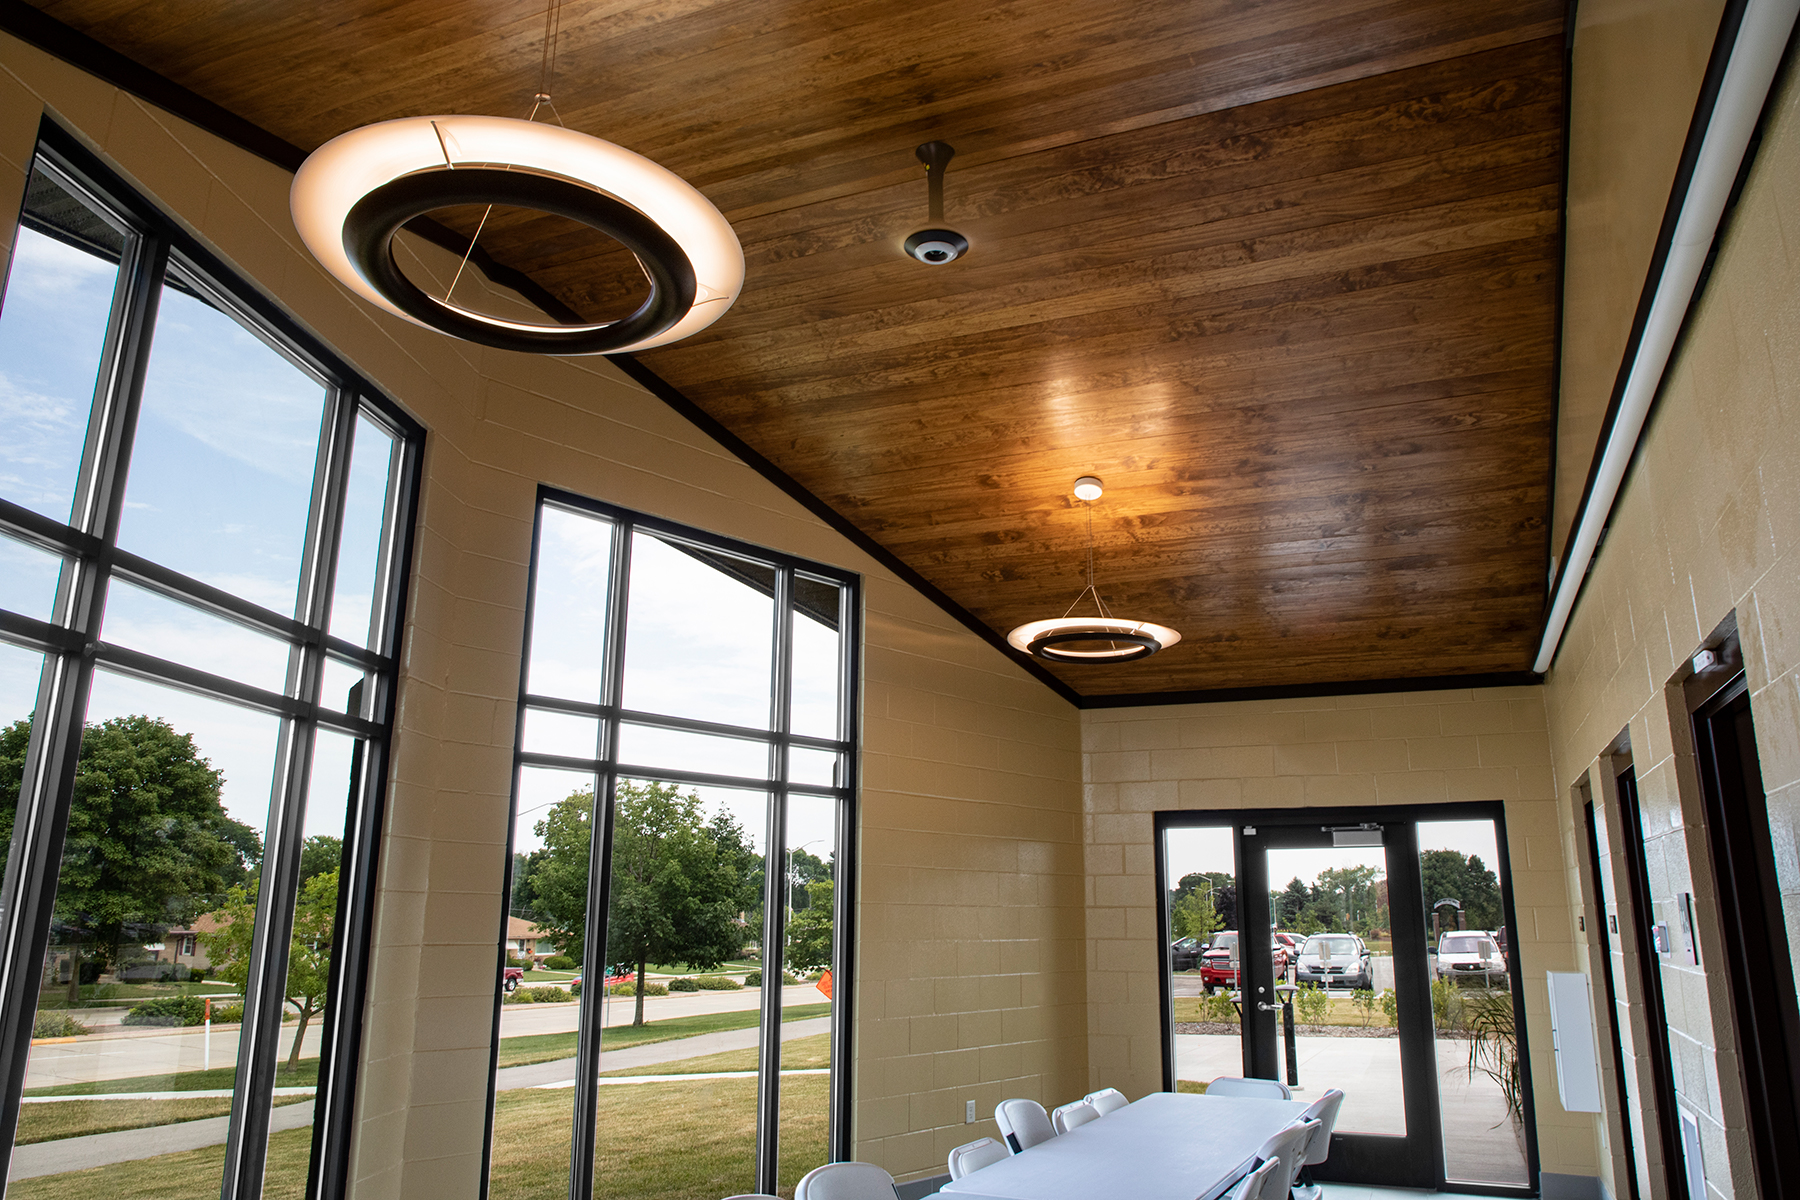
(1535, 0), (1800, 674)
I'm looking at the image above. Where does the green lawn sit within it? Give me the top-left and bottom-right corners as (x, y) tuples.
(496, 1003), (831, 1070)
(599, 1032), (831, 1077)
(26, 1061), (318, 1098)
(642, 960), (759, 976)
(15, 1095), (311, 1144)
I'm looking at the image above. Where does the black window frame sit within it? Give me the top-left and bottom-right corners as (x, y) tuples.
(0, 118), (424, 1200)
(487, 484), (861, 1199)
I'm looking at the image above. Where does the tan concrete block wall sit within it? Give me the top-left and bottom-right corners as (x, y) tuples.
(1543, 55), (1800, 1200)
(0, 33), (1085, 1196)
(1081, 688), (1599, 1177)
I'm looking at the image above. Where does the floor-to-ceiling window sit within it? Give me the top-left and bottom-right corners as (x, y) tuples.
(487, 489), (857, 1200)
(0, 126), (421, 1199)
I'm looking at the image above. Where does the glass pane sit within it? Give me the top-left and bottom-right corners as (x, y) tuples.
(1268, 842), (1400, 1136)
(526, 505), (614, 702)
(0, 532), (63, 622)
(100, 578), (292, 695)
(12, 670), (274, 1192)
(489, 765), (595, 1200)
(622, 533), (773, 730)
(328, 413), (395, 648)
(117, 267), (327, 614)
(790, 578), (841, 740)
(592, 779), (765, 1200)
(319, 656), (367, 718)
(787, 748), (839, 789)
(521, 707), (601, 760)
(1164, 826), (1241, 1091)
(259, 726), (356, 1194)
(779, 792), (837, 1192)
(0, 169), (125, 525)
(616, 723), (767, 781)
(1420, 819), (1526, 1185)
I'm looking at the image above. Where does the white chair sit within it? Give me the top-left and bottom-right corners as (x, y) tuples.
(1255, 1117), (1318, 1182)
(1206, 1074), (1292, 1100)
(720, 1195), (783, 1199)
(1050, 1098), (1100, 1134)
(794, 1162), (899, 1200)
(947, 1136), (1009, 1180)
(1084, 1087), (1128, 1115)
(1227, 1155), (1285, 1200)
(1291, 1088), (1346, 1200)
(994, 1097), (1056, 1152)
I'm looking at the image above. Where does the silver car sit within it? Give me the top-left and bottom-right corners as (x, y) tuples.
(1436, 931), (1506, 983)
(1295, 934), (1372, 990)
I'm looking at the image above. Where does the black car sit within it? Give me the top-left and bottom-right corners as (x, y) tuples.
(1170, 936), (1203, 971)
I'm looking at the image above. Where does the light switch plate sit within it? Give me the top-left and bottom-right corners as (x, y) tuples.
(966, 1100), (976, 1123)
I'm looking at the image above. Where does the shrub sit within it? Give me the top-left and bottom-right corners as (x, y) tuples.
(1351, 988), (1376, 1027)
(1294, 984), (1329, 1026)
(213, 1002), (245, 1024)
(542, 955), (576, 971)
(744, 970), (762, 987)
(571, 981), (582, 997)
(1200, 991), (1236, 1024)
(668, 977), (700, 992)
(33, 1011), (91, 1038)
(1379, 988), (1399, 1027)
(504, 986), (577, 1005)
(695, 975), (742, 991)
(188, 968), (206, 983)
(505, 954), (530, 970)
(608, 981), (669, 997)
(122, 997), (208, 1027)
(1431, 978), (1465, 1031)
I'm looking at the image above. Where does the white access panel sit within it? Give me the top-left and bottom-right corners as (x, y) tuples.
(1547, 971), (1604, 1112)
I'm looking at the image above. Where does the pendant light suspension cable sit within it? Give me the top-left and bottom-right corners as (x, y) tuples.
(1007, 477), (1180, 665)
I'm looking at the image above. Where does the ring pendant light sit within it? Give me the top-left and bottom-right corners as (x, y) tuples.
(290, 4), (742, 355)
(1006, 476), (1181, 664)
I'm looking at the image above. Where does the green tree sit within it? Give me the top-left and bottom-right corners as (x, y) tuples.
(0, 716), (261, 996)
(201, 868), (338, 1070)
(1274, 877), (1311, 927)
(1420, 849), (1502, 933)
(526, 792), (597, 966)
(1171, 886), (1220, 941)
(298, 835), (342, 886)
(786, 879), (834, 973)
(531, 782), (756, 1025)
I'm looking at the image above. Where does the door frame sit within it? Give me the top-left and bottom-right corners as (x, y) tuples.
(1154, 800), (1540, 1196)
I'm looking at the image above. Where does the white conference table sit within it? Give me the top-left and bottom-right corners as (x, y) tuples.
(938, 1091), (1306, 1200)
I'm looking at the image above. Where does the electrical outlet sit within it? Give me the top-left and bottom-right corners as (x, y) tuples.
(965, 1099), (977, 1123)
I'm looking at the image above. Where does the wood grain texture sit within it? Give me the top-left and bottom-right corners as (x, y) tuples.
(31, 0), (1567, 695)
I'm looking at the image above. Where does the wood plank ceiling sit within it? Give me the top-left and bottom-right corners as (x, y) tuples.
(27, 0), (1567, 700)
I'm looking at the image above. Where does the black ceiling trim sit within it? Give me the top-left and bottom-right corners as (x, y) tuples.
(604, 353), (1084, 706)
(0, 0), (308, 170)
(1080, 671), (1543, 710)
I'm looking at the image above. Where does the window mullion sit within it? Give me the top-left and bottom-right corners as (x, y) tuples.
(828, 579), (858, 1163)
(221, 715), (317, 1200)
(756, 567), (795, 1195)
(568, 517), (633, 1200)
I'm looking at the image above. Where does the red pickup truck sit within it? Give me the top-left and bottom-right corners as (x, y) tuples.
(502, 967), (524, 993)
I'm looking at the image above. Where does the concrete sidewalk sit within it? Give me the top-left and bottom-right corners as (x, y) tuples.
(8, 1017), (833, 1181)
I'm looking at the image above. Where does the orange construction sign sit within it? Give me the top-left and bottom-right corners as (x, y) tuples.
(815, 969), (833, 1000)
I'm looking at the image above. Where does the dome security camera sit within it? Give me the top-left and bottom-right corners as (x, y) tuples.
(905, 228), (969, 265)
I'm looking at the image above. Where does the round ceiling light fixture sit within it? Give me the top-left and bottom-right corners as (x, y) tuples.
(1006, 476), (1181, 664)
(291, 114), (744, 355)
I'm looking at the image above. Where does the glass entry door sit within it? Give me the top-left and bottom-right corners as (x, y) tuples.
(1158, 803), (1536, 1194)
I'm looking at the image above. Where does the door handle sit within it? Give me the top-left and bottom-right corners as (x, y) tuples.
(1257, 1002), (1280, 1012)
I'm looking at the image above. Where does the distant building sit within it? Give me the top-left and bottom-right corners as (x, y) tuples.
(507, 917), (556, 963)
